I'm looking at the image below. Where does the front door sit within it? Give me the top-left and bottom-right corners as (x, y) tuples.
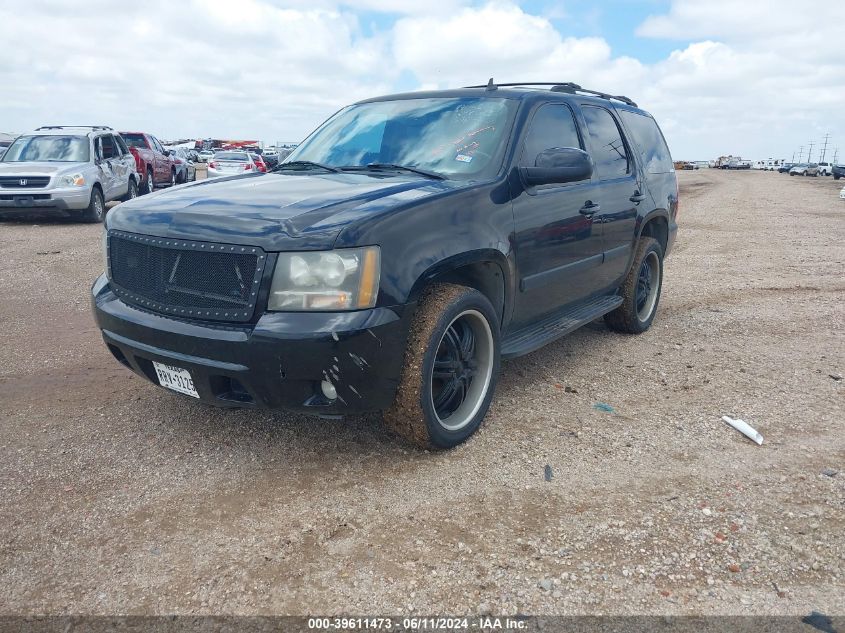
(511, 103), (604, 325)
(579, 104), (639, 289)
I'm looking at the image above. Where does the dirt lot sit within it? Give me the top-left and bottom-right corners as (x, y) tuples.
(0, 169), (843, 616)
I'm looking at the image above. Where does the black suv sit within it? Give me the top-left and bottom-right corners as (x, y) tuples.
(92, 81), (678, 449)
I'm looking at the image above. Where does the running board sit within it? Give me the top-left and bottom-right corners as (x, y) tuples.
(501, 295), (622, 358)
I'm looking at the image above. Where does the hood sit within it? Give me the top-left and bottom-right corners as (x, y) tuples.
(0, 161), (88, 176)
(106, 171), (458, 251)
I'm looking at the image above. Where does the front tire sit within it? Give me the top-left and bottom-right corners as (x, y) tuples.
(79, 187), (105, 223)
(605, 237), (664, 334)
(170, 169), (177, 187)
(384, 283), (500, 449)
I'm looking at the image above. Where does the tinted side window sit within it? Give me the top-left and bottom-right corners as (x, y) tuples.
(582, 106), (629, 179)
(618, 110), (674, 174)
(114, 135), (129, 156)
(520, 104), (582, 167)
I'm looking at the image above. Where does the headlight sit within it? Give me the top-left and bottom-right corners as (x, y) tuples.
(268, 246), (380, 311)
(60, 173), (85, 186)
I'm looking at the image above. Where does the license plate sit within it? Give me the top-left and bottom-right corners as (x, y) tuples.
(14, 196), (34, 207)
(152, 361), (199, 398)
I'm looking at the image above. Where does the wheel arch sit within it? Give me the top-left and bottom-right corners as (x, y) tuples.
(407, 249), (512, 327)
(638, 210), (670, 254)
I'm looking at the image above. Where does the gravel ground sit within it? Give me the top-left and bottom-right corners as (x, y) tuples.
(0, 169), (843, 616)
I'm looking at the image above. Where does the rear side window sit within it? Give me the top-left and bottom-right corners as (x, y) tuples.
(114, 135), (128, 155)
(98, 135), (117, 160)
(618, 110), (674, 174)
(582, 106), (629, 179)
(520, 104), (582, 167)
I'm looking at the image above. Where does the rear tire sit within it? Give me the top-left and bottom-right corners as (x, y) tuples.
(121, 178), (138, 202)
(384, 283), (500, 450)
(143, 168), (154, 194)
(79, 187), (105, 223)
(605, 237), (664, 334)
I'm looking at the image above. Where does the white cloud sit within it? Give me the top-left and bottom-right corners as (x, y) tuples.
(0, 0), (843, 161)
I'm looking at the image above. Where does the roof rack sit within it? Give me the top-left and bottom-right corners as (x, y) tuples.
(35, 125), (114, 131)
(463, 79), (638, 108)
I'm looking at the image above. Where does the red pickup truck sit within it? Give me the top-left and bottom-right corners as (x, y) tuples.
(119, 132), (176, 194)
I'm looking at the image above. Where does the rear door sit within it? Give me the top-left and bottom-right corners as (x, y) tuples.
(511, 102), (604, 325)
(578, 104), (640, 289)
(95, 134), (118, 199)
(114, 134), (135, 188)
(107, 134), (130, 197)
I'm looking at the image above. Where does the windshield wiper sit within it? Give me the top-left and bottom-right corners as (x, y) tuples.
(272, 160), (340, 173)
(340, 163), (445, 180)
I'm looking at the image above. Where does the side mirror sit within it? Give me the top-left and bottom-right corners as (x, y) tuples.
(520, 147), (593, 187)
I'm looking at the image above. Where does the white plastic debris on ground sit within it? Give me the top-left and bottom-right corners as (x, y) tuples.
(722, 415), (764, 445)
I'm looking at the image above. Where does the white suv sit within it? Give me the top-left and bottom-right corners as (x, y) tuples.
(0, 126), (139, 222)
(817, 162), (832, 176)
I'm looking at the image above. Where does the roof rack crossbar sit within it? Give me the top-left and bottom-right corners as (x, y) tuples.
(35, 125), (114, 131)
(462, 81), (637, 107)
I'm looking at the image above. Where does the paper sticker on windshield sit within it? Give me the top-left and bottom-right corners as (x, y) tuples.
(455, 154), (473, 163)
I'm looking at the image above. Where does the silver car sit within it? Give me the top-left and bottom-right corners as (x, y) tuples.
(0, 126), (140, 222)
(207, 151), (258, 178)
(789, 163), (819, 177)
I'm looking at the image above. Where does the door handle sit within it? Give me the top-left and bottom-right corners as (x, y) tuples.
(630, 191), (646, 203)
(579, 202), (600, 216)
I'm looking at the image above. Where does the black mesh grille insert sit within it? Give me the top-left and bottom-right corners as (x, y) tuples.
(108, 231), (266, 322)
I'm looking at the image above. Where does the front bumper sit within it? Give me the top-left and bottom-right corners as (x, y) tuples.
(0, 185), (91, 212)
(91, 275), (412, 414)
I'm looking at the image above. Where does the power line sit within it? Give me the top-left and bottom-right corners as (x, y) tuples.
(820, 133), (830, 163)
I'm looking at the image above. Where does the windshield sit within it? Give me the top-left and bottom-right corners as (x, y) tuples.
(2, 135), (90, 162)
(214, 152), (248, 161)
(285, 97), (517, 179)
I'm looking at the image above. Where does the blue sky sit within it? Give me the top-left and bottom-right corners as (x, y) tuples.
(1, 0), (843, 160)
(526, 0), (679, 62)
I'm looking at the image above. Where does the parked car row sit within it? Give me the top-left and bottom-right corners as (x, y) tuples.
(776, 161), (841, 177)
(0, 125), (194, 222)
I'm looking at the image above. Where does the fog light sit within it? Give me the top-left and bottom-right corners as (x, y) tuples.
(320, 380), (337, 400)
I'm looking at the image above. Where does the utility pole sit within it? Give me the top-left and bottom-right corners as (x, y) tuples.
(819, 133), (830, 163)
(807, 141), (815, 163)
(833, 148), (839, 164)
(791, 150), (796, 162)
(798, 146), (804, 162)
